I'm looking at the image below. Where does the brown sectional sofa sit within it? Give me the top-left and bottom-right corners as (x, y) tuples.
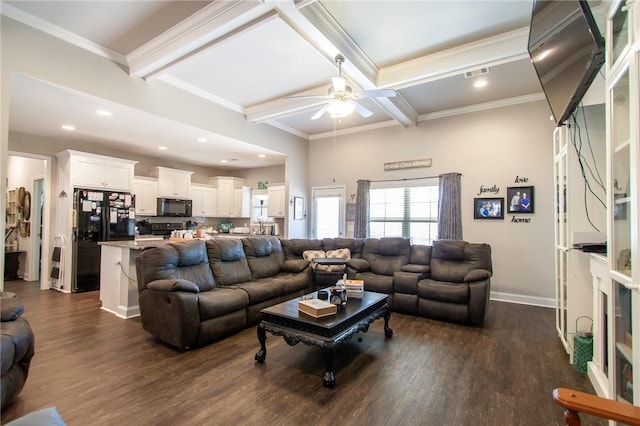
(136, 236), (492, 350)
(1, 296), (35, 409)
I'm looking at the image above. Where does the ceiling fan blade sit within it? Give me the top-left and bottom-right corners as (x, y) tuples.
(332, 77), (346, 93)
(354, 89), (397, 99)
(311, 104), (329, 120)
(285, 95), (330, 100)
(354, 102), (373, 118)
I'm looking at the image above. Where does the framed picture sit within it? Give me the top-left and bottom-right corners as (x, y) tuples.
(474, 198), (504, 219)
(346, 203), (356, 221)
(293, 196), (304, 220)
(507, 186), (534, 213)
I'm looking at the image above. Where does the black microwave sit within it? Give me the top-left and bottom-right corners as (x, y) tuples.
(157, 198), (192, 217)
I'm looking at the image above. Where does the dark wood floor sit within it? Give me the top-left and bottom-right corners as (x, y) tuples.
(2, 280), (605, 426)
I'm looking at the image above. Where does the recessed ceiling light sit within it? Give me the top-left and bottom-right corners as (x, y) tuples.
(473, 80), (488, 88)
(158, 146), (168, 151)
(258, 154), (266, 158)
(96, 109), (112, 117)
(220, 159), (228, 163)
(197, 137), (208, 143)
(61, 124), (75, 131)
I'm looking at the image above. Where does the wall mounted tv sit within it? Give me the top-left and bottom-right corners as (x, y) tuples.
(528, 0), (605, 126)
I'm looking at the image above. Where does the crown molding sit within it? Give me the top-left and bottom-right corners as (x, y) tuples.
(418, 93), (546, 122)
(127, 1), (270, 78)
(379, 26), (530, 89)
(157, 74), (245, 114)
(1, 3), (127, 66)
(264, 121), (310, 140)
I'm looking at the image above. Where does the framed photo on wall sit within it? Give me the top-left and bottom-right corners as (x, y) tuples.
(293, 196), (304, 220)
(507, 186), (534, 213)
(474, 198), (504, 219)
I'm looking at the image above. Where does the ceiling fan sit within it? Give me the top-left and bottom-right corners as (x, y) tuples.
(286, 54), (397, 120)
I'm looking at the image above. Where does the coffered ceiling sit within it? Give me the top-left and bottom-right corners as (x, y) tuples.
(3, 0), (580, 168)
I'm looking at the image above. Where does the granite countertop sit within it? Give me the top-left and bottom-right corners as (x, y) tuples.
(98, 239), (173, 250)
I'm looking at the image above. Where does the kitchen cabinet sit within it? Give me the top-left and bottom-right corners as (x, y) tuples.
(191, 184), (217, 217)
(151, 167), (192, 199)
(234, 186), (251, 218)
(57, 150), (136, 191)
(209, 176), (247, 217)
(132, 177), (158, 216)
(267, 185), (285, 218)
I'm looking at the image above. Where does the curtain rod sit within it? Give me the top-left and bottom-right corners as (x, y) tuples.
(360, 173), (461, 183)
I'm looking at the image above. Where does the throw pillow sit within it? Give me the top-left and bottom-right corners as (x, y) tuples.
(302, 250), (326, 270)
(325, 248), (351, 272)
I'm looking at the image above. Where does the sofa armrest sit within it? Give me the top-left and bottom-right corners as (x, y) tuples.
(146, 279), (200, 293)
(281, 259), (310, 273)
(464, 269), (492, 282)
(468, 279), (491, 326)
(348, 258), (370, 272)
(393, 271), (424, 294)
(1, 298), (24, 321)
(400, 264), (430, 275)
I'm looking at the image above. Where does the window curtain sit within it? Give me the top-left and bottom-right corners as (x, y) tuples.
(354, 179), (370, 238)
(438, 172), (462, 240)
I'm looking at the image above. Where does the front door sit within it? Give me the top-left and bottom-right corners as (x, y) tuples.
(312, 186), (345, 239)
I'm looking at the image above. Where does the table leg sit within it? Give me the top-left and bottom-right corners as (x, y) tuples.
(255, 323), (267, 362)
(384, 308), (393, 338)
(322, 346), (336, 388)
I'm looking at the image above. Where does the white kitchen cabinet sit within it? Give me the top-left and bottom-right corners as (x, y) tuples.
(151, 167), (192, 199)
(57, 150), (136, 191)
(234, 186), (251, 218)
(191, 184), (217, 217)
(209, 176), (246, 217)
(132, 177), (158, 216)
(267, 185), (285, 218)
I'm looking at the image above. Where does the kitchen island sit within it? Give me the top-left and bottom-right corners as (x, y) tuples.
(98, 239), (170, 319)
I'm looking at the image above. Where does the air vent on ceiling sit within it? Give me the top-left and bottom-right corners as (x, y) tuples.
(464, 67), (490, 78)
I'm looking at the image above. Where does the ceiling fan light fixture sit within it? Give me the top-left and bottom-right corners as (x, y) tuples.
(327, 99), (356, 118)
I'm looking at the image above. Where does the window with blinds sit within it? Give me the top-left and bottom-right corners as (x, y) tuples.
(369, 183), (439, 245)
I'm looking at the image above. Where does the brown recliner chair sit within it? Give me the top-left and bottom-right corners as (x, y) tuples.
(1, 296), (35, 409)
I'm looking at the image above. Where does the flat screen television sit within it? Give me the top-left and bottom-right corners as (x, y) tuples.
(528, 0), (605, 126)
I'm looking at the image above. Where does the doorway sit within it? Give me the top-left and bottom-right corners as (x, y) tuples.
(311, 186), (345, 239)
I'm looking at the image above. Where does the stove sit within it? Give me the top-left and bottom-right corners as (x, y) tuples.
(150, 222), (184, 236)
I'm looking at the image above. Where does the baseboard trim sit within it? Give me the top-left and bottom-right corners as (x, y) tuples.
(490, 291), (555, 308)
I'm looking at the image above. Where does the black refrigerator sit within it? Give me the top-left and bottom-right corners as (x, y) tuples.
(72, 189), (135, 292)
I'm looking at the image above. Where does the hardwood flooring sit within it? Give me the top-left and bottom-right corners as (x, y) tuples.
(1, 280), (605, 425)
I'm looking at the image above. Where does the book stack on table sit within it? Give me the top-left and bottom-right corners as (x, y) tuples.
(298, 298), (337, 318)
(339, 279), (365, 299)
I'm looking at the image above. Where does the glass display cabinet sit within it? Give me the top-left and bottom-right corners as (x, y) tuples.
(589, 0), (640, 410)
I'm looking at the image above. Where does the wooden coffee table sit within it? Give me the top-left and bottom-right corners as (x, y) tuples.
(254, 290), (392, 388)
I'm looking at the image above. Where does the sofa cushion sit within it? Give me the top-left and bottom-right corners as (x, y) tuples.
(362, 238), (411, 276)
(206, 239), (252, 286)
(432, 240), (466, 261)
(281, 259), (310, 273)
(302, 249), (326, 270)
(430, 241), (492, 282)
(147, 279), (200, 293)
(198, 287), (249, 321)
(243, 237), (285, 279)
(410, 245), (432, 265)
(280, 238), (323, 259)
(354, 271), (394, 294)
(322, 238), (365, 258)
(418, 279), (469, 304)
(325, 248), (350, 272)
(234, 279), (288, 305)
(137, 241), (215, 292)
